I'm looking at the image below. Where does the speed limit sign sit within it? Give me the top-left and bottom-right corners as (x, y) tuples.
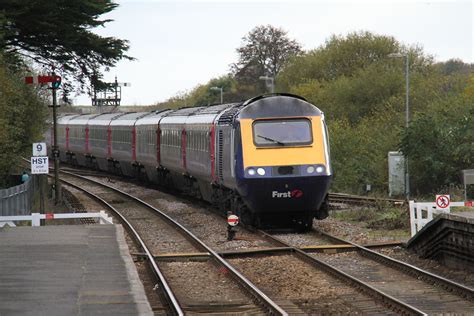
(33, 143), (47, 156)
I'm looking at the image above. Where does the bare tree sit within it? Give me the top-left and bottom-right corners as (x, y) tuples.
(231, 25), (302, 90)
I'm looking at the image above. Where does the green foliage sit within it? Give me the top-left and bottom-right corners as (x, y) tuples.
(0, 0), (132, 97)
(278, 31), (472, 195)
(0, 55), (47, 187)
(329, 105), (402, 193)
(316, 63), (402, 123)
(157, 30), (473, 197)
(400, 95), (474, 194)
(278, 31), (401, 87)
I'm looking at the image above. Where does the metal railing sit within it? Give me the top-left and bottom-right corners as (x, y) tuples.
(0, 211), (113, 227)
(0, 177), (37, 216)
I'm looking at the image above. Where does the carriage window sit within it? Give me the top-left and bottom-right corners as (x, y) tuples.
(252, 118), (312, 147)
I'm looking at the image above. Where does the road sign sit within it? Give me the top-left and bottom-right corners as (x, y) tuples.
(33, 142), (47, 156)
(227, 214), (239, 226)
(31, 157), (49, 174)
(436, 194), (450, 211)
(25, 75), (61, 85)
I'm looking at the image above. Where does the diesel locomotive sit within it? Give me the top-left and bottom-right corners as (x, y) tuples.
(52, 94), (332, 230)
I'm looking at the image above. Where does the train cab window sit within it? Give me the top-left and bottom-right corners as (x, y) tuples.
(252, 118), (312, 147)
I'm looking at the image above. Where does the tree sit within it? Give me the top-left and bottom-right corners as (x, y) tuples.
(400, 96), (473, 194)
(278, 31), (402, 89)
(0, 0), (132, 98)
(231, 25), (301, 93)
(0, 55), (47, 187)
(436, 59), (472, 75)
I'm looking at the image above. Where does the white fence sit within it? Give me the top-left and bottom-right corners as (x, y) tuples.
(409, 201), (468, 237)
(0, 211), (113, 227)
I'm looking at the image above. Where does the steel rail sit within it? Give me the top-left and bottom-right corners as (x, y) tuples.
(58, 176), (184, 316)
(60, 170), (288, 316)
(329, 192), (405, 205)
(253, 228), (427, 315)
(315, 229), (474, 300)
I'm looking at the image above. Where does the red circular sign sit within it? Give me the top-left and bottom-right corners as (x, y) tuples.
(436, 195), (450, 209)
(227, 215), (239, 226)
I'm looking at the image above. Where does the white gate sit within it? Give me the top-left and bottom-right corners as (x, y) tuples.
(409, 200), (470, 236)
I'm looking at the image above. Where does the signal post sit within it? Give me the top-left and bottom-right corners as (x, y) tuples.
(25, 74), (62, 204)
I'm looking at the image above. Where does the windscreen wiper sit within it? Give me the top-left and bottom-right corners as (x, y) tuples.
(257, 134), (285, 146)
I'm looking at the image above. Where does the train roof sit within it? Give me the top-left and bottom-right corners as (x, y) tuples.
(109, 112), (152, 126)
(135, 109), (173, 126)
(57, 114), (81, 124)
(238, 94), (321, 119)
(87, 112), (127, 126)
(165, 107), (205, 117)
(67, 113), (101, 125)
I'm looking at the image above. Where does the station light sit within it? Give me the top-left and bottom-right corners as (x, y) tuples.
(52, 75), (61, 89)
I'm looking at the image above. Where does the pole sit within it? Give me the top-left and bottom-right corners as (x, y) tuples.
(405, 54), (410, 201)
(270, 77), (275, 93)
(52, 83), (61, 204)
(39, 174), (45, 225)
(115, 76), (118, 106)
(220, 88), (223, 104)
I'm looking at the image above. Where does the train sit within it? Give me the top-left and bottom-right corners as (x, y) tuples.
(50, 93), (332, 230)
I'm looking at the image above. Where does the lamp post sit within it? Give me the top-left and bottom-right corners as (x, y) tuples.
(210, 86), (223, 104)
(389, 52), (410, 200)
(259, 76), (275, 93)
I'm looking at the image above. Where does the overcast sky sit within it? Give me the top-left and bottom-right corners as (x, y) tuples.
(73, 0), (473, 106)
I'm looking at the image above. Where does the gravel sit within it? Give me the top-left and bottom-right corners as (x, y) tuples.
(376, 247), (474, 288)
(68, 174), (473, 314)
(229, 254), (393, 315)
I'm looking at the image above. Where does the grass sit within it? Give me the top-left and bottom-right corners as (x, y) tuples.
(332, 204), (411, 240)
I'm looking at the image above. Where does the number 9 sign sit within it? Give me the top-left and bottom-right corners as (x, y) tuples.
(33, 142), (47, 156)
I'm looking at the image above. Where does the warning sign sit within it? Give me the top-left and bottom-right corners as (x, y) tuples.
(436, 195), (450, 211)
(227, 215), (239, 226)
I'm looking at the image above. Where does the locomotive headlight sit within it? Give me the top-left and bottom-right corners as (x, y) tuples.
(257, 168), (266, 176)
(248, 168), (256, 176)
(306, 166), (315, 174)
(316, 166), (325, 173)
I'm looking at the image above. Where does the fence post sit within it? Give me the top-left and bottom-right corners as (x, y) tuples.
(409, 201), (416, 237)
(31, 213), (41, 226)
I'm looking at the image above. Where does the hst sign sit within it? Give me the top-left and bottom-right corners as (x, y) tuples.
(272, 190), (303, 198)
(31, 157), (49, 174)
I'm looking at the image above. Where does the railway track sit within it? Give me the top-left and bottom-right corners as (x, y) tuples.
(78, 175), (427, 314)
(329, 192), (405, 206)
(56, 168), (407, 314)
(261, 228), (474, 314)
(58, 170), (286, 315)
(29, 162), (473, 314)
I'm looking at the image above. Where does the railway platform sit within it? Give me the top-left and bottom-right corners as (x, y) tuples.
(0, 224), (152, 315)
(406, 212), (474, 271)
